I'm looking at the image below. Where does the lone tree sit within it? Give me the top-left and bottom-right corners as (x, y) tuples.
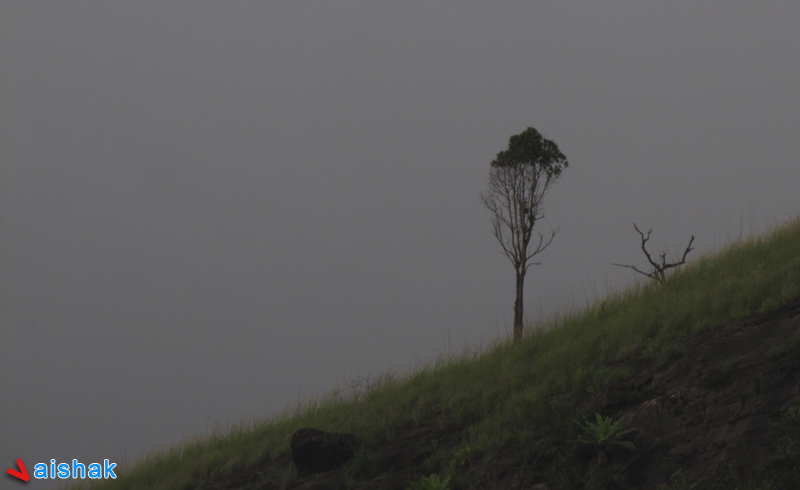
(481, 127), (568, 342)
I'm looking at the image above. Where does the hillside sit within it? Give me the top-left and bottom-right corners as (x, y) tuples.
(73, 218), (800, 490)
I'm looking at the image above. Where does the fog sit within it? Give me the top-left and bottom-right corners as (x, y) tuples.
(2, 3), (799, 488)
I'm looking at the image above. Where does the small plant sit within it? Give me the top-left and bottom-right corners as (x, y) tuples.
(577, 413), (636, 466)
(405, 473), (451, 490)
(454, 442), (483, 467)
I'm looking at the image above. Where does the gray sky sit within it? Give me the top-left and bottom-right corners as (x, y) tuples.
(2, 3), (799, 488)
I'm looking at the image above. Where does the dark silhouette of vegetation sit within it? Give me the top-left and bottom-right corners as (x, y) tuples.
(577, 413), (637, 467)
(82, 217), (800, 490)
(613, 223), (695, 284)
(481, 127), (568, 341)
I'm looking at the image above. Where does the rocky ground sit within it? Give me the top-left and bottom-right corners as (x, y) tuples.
(206, 300), (800, 490)
(615, 299), (800, 488)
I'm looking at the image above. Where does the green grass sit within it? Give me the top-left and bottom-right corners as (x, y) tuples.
(69, 216), (800, 490)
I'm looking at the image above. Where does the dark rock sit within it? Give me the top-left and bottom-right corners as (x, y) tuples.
(291, 428), (357, 475)
(617, 302), (800, 489)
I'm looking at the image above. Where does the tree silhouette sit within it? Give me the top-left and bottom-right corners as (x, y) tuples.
(613, 223), (695, 284)
(481, 127), (568, 342)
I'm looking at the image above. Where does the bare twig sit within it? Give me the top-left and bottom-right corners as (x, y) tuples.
(613, 223), (695, 284)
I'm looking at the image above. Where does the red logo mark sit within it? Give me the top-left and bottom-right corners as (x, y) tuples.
(7, 458), (30, 482)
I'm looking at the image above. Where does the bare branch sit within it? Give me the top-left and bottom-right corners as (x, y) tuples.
(613, 223), (695, 284)
(524, 230), (557, 272)
(632, 223), (660, 271)
(611, 262), (662, 283)
(658, 234), (695, 274)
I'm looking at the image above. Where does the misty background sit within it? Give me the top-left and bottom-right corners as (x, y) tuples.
(2, 3), (799, 488)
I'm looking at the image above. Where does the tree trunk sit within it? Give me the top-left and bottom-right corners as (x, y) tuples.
(513, 268), (525, 342)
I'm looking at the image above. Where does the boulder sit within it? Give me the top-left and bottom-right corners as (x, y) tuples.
(290, 428), (357, 474)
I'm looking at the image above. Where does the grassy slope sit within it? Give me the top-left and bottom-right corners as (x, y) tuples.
(71, 217), (800, 490)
